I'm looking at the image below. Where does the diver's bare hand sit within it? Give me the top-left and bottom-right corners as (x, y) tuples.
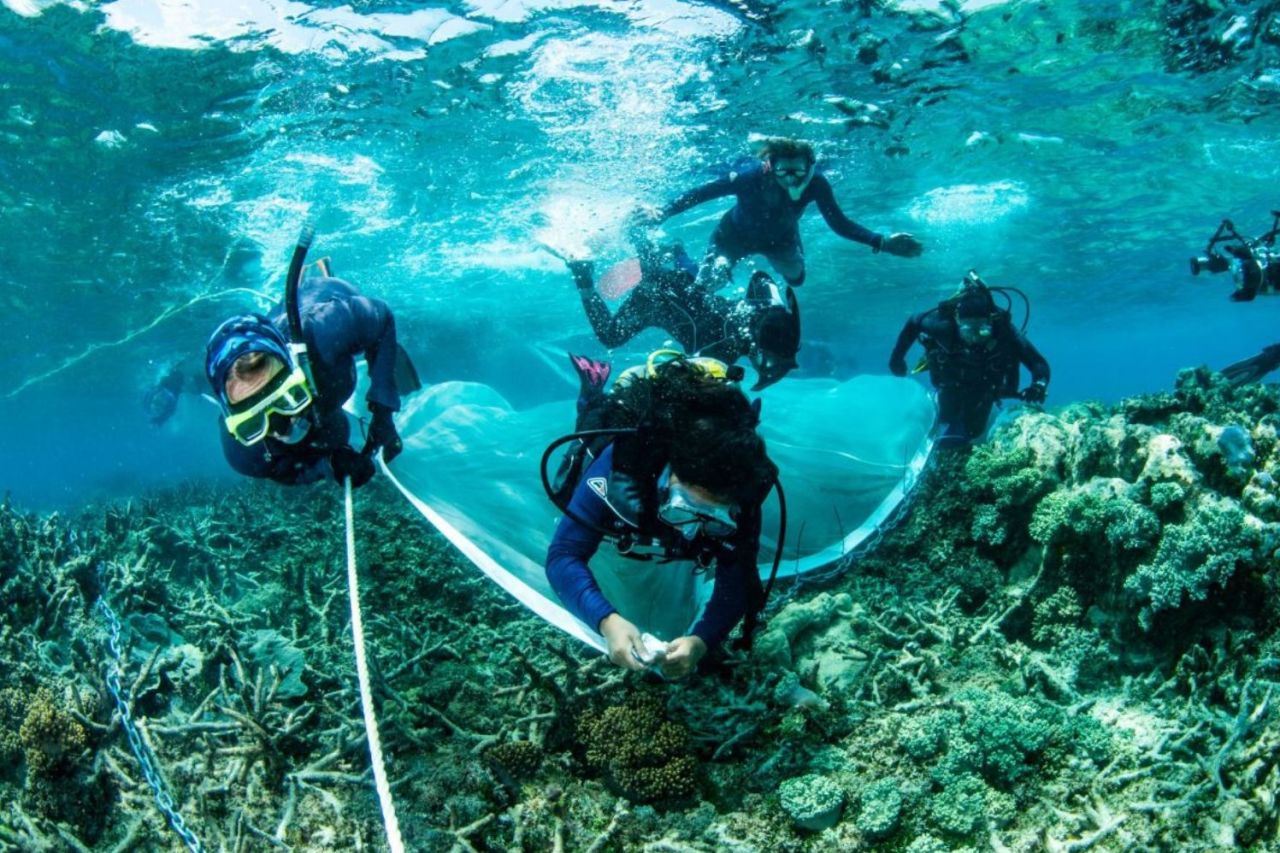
(660, 635), (707, 679)
(600, 613), (647, 671)
(882, 232), (923, 258)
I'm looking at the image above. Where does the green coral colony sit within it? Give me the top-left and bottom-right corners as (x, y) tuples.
(3, 361), (1279, 853)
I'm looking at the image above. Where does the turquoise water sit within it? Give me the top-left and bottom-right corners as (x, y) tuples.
(2, 0), (1278, 508)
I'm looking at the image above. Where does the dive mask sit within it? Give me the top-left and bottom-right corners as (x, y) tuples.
(772, 160), (814, 201)
(957, 317), (994, 346)
(222, 365), (314, 446)
(657, 468), (739, 539)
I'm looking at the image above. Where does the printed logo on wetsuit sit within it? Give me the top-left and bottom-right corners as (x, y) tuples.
(587, 477), (608, 498)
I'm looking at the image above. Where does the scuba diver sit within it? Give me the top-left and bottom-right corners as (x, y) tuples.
(205, 239), (408, 488)
(1222, 345), (1280, 386)
(557, 233), (802, 391)
(1188, 211), (1280, 385)
(634, 136), (922, 288)
(143, 363), (197, 427)
(543, 352), (779, 678)
(889, 272), (1050, 448)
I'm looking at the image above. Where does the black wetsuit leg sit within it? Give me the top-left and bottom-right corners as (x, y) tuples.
(764, 237), (805, 286)
(936, 386), (995, 448)
(577, 280), (664, 349)
(697, 218), (754, 288)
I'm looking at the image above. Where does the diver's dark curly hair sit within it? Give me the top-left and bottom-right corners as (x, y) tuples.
(604, 364), (776, 506)
(758, 137), (815, 166)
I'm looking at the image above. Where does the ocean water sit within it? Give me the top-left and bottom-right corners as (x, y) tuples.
(4, 4), (1280, 851)
(2, 0), (1277, 510)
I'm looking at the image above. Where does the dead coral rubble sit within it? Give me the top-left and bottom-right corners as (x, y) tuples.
(1, 369), (1278, 851)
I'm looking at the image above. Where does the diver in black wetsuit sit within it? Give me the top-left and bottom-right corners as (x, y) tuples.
(204, 255), (406, 488)
(890, 277), (1050, 448)
(564, 235), (801, 390)
(1188, 211), (1280, 385)
(143, 364), (195, 427)
(637, 137), (922, 287)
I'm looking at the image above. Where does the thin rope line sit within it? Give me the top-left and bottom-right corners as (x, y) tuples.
(0, 286), (275, 400)
(345, 475), (406, 853)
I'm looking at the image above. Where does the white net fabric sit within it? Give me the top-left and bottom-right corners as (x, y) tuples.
(384, 374), (935, 647)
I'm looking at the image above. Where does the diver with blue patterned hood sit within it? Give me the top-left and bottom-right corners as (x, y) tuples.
(889, 272), (1050, 448)
(205, 246), (405, 488)
(543, 354), (780, 678)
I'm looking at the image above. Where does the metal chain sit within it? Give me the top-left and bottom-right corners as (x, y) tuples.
(96, 564), (206, 853)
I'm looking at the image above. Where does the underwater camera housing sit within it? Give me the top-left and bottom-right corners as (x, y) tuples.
(1190, 211), (1280, 301)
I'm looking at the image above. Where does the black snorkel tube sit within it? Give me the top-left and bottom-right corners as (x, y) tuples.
(540, 428), (641, 540)
(285, 222), (321, 426)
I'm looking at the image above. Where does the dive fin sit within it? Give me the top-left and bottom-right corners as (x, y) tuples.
(394, 344), (423, 396)
(569, 353), (611, 396)
(1221, 344), (1280, 387)
(303, 256), (333, 278)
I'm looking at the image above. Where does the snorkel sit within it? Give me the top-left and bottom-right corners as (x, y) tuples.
(783, 163), (814, 201)
(285, 223), (321, 429)
(766, 155), (814, 201)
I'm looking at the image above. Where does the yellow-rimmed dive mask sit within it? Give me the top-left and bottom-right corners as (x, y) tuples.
(222, 365), (314, 446)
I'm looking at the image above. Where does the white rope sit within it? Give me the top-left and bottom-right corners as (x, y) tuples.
(344, 476), (406, 853)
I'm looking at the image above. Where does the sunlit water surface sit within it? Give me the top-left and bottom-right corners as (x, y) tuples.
(2, 0), (1278, 508)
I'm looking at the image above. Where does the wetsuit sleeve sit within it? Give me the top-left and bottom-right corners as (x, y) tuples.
(661, 176), (739, 220)
(219, 427), (330, 485)
(1015, 333), (1051, 385)
(809, 175), (883, 249)
(313, 289), (401, 412)
(545, 453), (618, 632)
(690, 507), (761, 648)
(889, 313), (925, 365)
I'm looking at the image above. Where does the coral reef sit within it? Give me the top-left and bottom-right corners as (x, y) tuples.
(577, 691), (699, 803)
(779, 773), (844, 831)
(0, 368), (1277, 851)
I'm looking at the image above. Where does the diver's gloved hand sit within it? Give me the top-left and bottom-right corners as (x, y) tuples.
(330, 446), (376, 488)
(362, 404), (403, 464)
(889, 355), (908, 377)
(880, 232), (924, 258)
(1019, 381), (1048, 405)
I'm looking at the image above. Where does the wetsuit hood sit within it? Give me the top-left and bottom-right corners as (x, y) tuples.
(205, 313), (293, 407)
